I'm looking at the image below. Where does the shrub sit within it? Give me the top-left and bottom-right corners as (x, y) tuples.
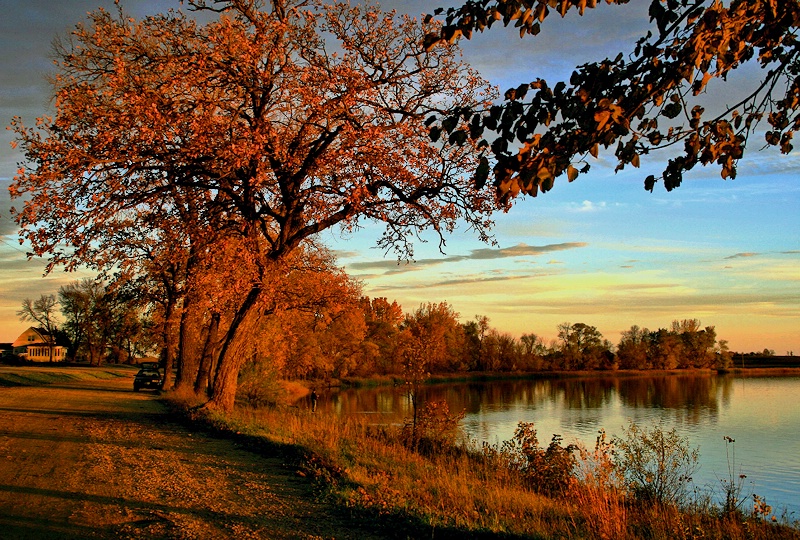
(236, 360), (286, 407)
(613, 421), (699, 506)
(400, 399), (465, 454)
(500, 422), (578, 495)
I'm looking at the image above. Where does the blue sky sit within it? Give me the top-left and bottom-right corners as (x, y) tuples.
(1, 0), (798, 352)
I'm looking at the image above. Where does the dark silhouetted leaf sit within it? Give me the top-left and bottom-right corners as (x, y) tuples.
(474, 156), (490, 189)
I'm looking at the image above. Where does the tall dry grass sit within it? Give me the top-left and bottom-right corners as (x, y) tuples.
(173, 394), (800, 540)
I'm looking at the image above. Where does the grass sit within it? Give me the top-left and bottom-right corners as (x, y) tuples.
(0, 364), (134, 387)
(168, 392), (800, 540)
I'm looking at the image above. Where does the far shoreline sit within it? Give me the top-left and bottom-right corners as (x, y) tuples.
(331, 363), (800, 390)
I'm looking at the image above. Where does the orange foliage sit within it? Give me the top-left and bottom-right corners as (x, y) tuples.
(10, 0), (498, 411)
(11, 0), (497, 269)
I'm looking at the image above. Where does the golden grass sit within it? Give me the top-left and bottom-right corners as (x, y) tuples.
(169, 394), (800, 540)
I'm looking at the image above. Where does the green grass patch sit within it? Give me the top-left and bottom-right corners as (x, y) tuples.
(0, 371), (77, 387)
(0, 365), (133, 387)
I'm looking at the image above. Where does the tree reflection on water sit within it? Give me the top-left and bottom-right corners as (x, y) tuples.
(325, 374), (730, 425)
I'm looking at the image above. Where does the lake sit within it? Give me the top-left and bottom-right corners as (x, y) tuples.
(318, 374), (800, 517)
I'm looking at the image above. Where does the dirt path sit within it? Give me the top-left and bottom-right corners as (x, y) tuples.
(0, 368), (386, 539)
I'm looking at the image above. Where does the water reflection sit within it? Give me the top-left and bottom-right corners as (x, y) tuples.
(326, 374), (727, 420)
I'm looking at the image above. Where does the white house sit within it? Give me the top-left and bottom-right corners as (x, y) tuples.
(11, 327), (65, 362)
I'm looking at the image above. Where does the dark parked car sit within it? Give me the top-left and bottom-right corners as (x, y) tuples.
(138, 361), (161, 371)
(133, 368), (162, 391)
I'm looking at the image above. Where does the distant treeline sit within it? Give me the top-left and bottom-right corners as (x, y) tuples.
(28, 273), (789, 385)
(730, 354), (800, 368)
(242, 298), (737, 381)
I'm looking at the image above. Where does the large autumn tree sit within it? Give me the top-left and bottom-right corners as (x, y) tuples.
(10, 0), (497, 411)
(426, 0), (800, 200)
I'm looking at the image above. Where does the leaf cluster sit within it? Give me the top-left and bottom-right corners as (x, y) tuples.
(426, 0), (800, 201)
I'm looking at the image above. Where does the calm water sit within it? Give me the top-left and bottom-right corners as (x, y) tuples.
(318, 374), (800, 516)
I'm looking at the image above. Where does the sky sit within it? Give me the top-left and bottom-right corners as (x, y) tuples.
(0, 0), (798, 353)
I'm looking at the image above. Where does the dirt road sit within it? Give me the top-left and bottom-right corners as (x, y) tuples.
(0, 368), (386, 539)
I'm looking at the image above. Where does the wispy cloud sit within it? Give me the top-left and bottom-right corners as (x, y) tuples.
(370, 273), (538, 291)
(347, 242), (588, 272)
(332, 250), (361, 259)
(573, 200), (607, 213)
(605, 283), (682, 291)
(493, 290), (800, 316)
(722, 250), (800, 262)
(725, 252), (759, 259)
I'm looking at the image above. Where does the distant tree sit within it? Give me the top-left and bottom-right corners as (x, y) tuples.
(646, 328), (682, 370)
(481, 329), (521, 371)
(402, 302), (466, 373)
(11, 0), (497, 411)
(556, 322), (607, 370)
(60, 279), (150, 365)
(715, 339), (732, 369)
(399, 302), (465, 439)
(617, 325), (651, 370)
(362, 297), (405, 328)
(426, 0), (800, 201)
(520, 332), (548, 370)
(102, 286), (151, 364)
(464, 315), (491, 370)
(461, 320), (481, 371)
(286, 269), (368, 380)
(360, 297), (405, 374)
(17, 294), (60, 362)
(59, 280), (105, 365)
(672, 319), (717, 368)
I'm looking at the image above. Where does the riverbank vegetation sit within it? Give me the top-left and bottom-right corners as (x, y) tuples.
(174, 391), (800, 540)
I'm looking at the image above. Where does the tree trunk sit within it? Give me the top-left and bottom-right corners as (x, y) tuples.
(194, 311), (220, 397)
(160, 292), (180, 391)
(174, 294), (201, 393)
(173, 243), (203, 393)
(207, 286), (263, 412)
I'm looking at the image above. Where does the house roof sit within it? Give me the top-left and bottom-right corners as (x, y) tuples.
(11, 327), (62, 348)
